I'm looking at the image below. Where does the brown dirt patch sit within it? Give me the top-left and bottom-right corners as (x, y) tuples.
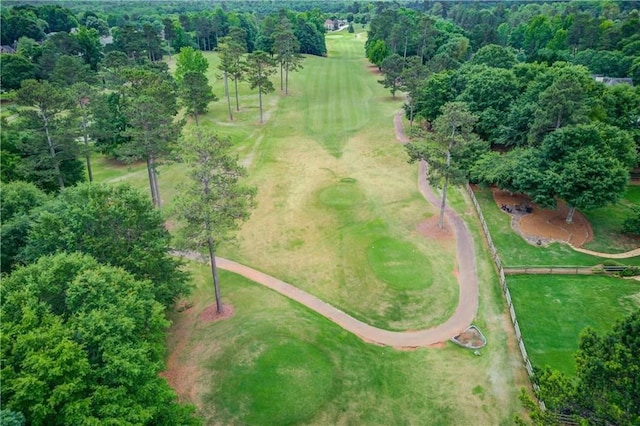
(492, 189), (593, 247)
(367, 64), (382, 75)
(416, 215), (454, 243)
(199, 303), (235, 323)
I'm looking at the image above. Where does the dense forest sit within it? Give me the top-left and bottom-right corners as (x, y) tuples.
(1, 1), (639, 425)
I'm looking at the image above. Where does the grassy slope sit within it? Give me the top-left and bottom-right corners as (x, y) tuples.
(507, 274), (640, 375)
(582, 185), (640, 253)
(178, 258), (525, 426)
(225, 32), (459, 330)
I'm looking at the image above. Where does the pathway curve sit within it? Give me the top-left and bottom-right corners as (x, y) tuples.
(180, 113), (480, 348)
(569, 246), (640, 259)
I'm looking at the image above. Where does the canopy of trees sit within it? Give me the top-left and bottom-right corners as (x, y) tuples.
(369, 3), (639, 224)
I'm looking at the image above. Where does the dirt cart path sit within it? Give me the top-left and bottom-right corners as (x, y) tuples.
(183, 112), (479, 348)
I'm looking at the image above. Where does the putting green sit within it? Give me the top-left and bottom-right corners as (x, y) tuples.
(219, 336), (337, 425)
(367, 237), (434, 291)
(318, 180), (364, 210)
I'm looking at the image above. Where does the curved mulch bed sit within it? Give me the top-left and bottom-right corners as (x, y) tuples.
(492, 189), (593, 247)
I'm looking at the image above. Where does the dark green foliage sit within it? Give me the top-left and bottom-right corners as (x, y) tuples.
(378, 53), (404, 98)
(22, 183), (190, 307)
(90, 91), (131, 157)
(536, 310), (640, 425)
(0, 252), (199, 425)
(0, 181), (49, 273)
(623, 206), (640, 236)
(0, 54), (35, 91)
(14, 79), (85, 192)
(179, 71), (217, 125)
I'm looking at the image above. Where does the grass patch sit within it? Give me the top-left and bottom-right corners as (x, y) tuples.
(367, 237), (433, 291)
(318, 180), (364, 209)
(173, 261), (524, 425)
(583, 185), (640, 253)
(217, 335), (336, 425)
(472, 186), (640, 267)
(508, 274), (640, 375)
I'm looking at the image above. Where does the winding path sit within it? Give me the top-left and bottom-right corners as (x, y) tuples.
(569, 246), (640, 259)
(187, 113), (480, 348)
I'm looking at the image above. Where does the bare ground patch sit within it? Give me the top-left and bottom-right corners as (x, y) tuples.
(492, 189), (593, 247)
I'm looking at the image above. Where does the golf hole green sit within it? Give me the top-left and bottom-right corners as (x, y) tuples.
(318, 180), (363, 209)
(220, 337), (336, 425)
(367, 237), (434, 291)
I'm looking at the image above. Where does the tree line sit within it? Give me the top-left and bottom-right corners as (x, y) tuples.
(370, 2), (639, 234)
(0, 2), (322, 423)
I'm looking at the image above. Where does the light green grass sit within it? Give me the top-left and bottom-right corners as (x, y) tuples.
(583, 185), (640, 253)
(175, 261), (524, 425)
(507, 274), (640, 375)
(472, 186), (640, 267)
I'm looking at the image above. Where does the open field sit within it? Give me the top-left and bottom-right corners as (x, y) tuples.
(507, 274), (640, 376)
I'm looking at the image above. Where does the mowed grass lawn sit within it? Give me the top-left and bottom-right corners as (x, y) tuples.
(226, 31), (460, 331)
(171, 260), (525, 425)
(472, 186), (640, 267)
(583, 185), (640, 253)
(507, 274), (640, 376)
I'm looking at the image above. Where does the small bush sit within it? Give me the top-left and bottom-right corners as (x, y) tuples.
(622, 206), (640, 236)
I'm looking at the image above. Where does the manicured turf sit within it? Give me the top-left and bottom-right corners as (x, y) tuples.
(507, 274), (640, 375)
(100, 30), (526, 423)
(176, 261), (524, 425)
(367, 237), (433, 291)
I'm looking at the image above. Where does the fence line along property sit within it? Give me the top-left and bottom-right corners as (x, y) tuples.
(464, 184), (541, 396)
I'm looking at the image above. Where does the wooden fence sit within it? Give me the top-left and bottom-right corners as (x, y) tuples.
(503, 266), (594, 275)
(464, 184), (540, 394)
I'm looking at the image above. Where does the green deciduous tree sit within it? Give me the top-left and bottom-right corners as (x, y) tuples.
(175, 46), (208, 83)
(246, 50), (276, 124)
(400, 55), (429, 127)
(534, 309), (640, 425)
(0, 181), (48, 273)
(366, 39), (389, 70)
(22, 183), (190, 307)
(1, 252), (198, 425)
(406, 102), (480, 228)
(541, 124), (634, 222)
(529, 64), (594, 142)
(174, 130), (256, 313)
(378, 53), (404, 98)
(0, 54), (35, 91)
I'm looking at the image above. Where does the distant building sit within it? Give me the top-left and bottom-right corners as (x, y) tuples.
(1, 45), (16, 54)
(324, 19), (335, 31)
(593, 75), (634, 86)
